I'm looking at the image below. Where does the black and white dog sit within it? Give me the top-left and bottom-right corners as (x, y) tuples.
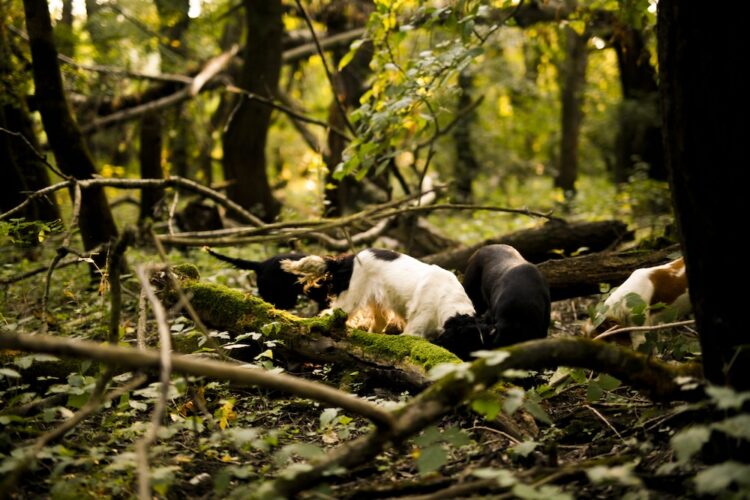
(204, 247), (329, 310)
(280, 248), (478, 340)
(456, 244), (550, 349)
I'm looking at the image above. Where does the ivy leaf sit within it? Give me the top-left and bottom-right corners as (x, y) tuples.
(694, 462), (750, 495)
(706, 386), (750, 410)
(503, 387), (525, 415)
(586, 382), (604, 402)
(523, 400), (552, 425)
(416, 444), (447, 475)
(442, 427), (471, 447)
(596, 374), (622, 391)
(670, 426), (710, 463)
(472, 350), (510, 366)
(472, 467), (517, 487)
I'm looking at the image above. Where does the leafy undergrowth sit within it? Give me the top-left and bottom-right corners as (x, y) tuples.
(1, 240), (747, 499)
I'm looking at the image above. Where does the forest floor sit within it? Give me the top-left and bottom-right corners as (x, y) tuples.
(0, 240), (712, 498)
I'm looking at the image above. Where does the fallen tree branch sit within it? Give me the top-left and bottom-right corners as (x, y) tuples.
(0, 330), (397, 430)
(0, 176), (264, 227)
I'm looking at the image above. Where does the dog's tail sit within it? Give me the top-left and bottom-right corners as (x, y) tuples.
(203, 246), (262, 272)
(280, 255), (329, 290)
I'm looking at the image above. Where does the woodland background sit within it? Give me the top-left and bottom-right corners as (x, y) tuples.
(0, 0), (747, 498)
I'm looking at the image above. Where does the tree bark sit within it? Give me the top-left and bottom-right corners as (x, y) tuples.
(612, 20), (664, 182)
(322, 0), (377, 216)
(555, 26), (588, 195)
(221, 0), (281, 221)
(453, 71), (481, 203)
(423, 220), (632, 270)
(0, 5), (59, 222)
(22, 0), (117, 254)
(658, 1), (748, 389)
(138, 112), (164, 222)
(538, 244), (679, 301)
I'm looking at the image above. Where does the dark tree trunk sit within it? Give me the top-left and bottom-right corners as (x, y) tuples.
(555, 26), (588, 195)
(453, 71), (480, 203)
(138, 112), (164, 222)
(55, 0), (74, 56)
(612, 21), (665, 182)
(322, 0), (377, 216)
(23, 0), (117, 255)
(221, 0), (281, 222)
(658, 0), (748, 389)
(0, 7), (59, 222)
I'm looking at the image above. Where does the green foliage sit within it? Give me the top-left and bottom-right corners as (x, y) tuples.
(412, 424), (472, 475)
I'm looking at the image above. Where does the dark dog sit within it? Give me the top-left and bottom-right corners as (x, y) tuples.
(204, 248), (329, 310)
(461, 244), (550, 348)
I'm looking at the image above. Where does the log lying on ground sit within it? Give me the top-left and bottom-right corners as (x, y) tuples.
(423, 220), (632, 270)
(161, 265), (460, 391)
(540, 244), (680, 301)
(261, 337), (703, 498)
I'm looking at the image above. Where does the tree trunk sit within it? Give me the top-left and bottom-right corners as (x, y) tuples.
(0, 6), (59, 222)
(658, 1), (748, 389)
(555, 26), (588, 195)
(423, 220), (632, 271)
(323, 1), (377, 216)
(612, 21), (664, 182)
(55, 0), (74, 57)
(221, 0), (281, 222)
(453, 71), (480, 203)
(138, 112), (164, 222)
(23, 0), (117, 255)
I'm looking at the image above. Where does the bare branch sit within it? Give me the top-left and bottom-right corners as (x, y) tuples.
(0, 331), (397, 430)
(594, 320), (696, 341)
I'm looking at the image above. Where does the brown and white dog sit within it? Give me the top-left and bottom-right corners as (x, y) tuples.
(280, 248), (478, 341)
(591, 257), (692, 347)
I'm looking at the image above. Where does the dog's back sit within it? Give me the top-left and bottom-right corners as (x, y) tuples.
(464, 244), (550, 347)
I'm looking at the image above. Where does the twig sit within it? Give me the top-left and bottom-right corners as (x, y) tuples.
(64, 182), (82, 248)
(58, 53), (193, 83)
(0, 176), (264, 227)
(0, 126), (68, 179)
(0, 256), (80, 285)
(225, 84), (350, 141)
(0, 331), (397, 430)
(134, 265), (174, 500)
(293, 0), (357, 137)
(583, 404), (624, 442)
(415, 96), (486, 149)
(136, 287), (148, 350)
(594, 320), (696, 341)
(469, 425), (521, 445)
(167, 190), (179, 236)
(283, 27), (367, 64)
(41, 247), (69, 332)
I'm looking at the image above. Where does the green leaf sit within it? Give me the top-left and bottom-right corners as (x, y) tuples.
(694, 462), (750, 495)
(596, 374), (622, 391)
(503, 387), (525, 415)
(670, 426), (710, 463)
(0, 368), (21, 379)
(320, 408), (338, 428)
(472, 350), (510, 366)
(416, 444), (447, 475)
(337, 49), (357, 72)
(586, 382), (604, 402)
(472, 467), (517, 487)
(523, 400), (552, 425)
(711, 414), (750, 441)
(586, 463), (642, 487)
(414, 426), (442, 447)
(706, 386), (750, 409)
(471, 395), (501, 420)
(442, 427), (471, 447)
(511, 440), (539, 458)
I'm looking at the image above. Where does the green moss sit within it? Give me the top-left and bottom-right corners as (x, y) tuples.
(172, 263), (200, 280)
(182, 282), (276, 331)
(349, 331), (460, 370)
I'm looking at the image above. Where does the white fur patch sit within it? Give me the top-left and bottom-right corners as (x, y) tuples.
(331, 250), (475, 340)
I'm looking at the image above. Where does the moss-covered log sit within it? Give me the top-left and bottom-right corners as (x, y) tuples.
(167, 265), (460, 391)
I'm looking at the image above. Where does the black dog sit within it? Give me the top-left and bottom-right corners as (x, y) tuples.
(460, 244), (550, 349)
(204, 248), (329, 310)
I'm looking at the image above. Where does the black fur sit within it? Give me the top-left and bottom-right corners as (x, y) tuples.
(462, 244), (550, 348)
(205, 249), (329, 310)
(320, 254), (356, 295)
(368, 248), (401, 261)
(433, 314), (492, 360)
